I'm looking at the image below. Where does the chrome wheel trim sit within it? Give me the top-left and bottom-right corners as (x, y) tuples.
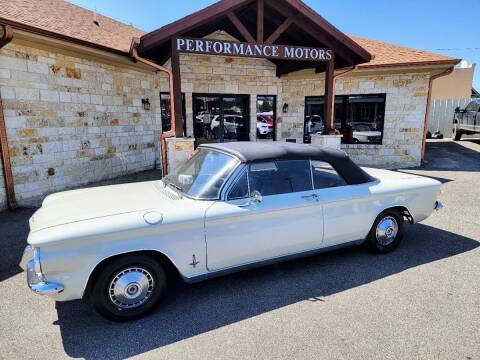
(376, 216), (399, 246)
(108, 267), (155, 310)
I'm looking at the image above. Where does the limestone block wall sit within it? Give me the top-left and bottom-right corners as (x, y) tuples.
(282, 71), (431, 168)
(0, 42), (163, 206)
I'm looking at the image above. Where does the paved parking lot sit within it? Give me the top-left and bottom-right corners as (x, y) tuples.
(0, 140), (479, 360)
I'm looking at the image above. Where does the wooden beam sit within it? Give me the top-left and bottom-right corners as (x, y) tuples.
(227, 12), (255, 43)
(265, 16), (294, 44)
(257, 0), (264, 43)
(324, 58), (335, 131)
(141, 0), (255, 53)
(171, 38), (184, 138)
(264, 0), (352, 63)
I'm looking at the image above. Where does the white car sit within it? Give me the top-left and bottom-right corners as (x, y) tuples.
(351, 123), (382, 143)
(20, 142), (443, 321)
(257, 121), (273, 136)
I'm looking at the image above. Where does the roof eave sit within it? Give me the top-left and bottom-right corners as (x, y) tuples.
(357, 59), (461, 70)
(0, 17), (130, 57)
(139, 0), (254, 54)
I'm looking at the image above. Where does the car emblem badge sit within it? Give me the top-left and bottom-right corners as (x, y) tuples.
(189, 255), (199, 268)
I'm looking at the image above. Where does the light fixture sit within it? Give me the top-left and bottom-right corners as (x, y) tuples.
(142, 98), (151, 111)
(282, 103), (289, 113)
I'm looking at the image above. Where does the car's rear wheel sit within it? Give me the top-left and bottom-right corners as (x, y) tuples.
(91, 254), (166, 322)
(453, 125), (463, 141)
(367, 210), (404, 253)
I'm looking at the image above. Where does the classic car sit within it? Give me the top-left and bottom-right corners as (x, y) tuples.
(453, 99), (480, 140)
(20, 142), (443, 321)
(350, 122), (382, 144)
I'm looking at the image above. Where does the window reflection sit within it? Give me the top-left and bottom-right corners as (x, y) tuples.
(256, 95), (276, 141)
(193, 94), (249, 145)
(304, 94), (386, 144)
(160, 92), (186, 135)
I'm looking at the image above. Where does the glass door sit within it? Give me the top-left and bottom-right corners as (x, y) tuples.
(256, 95), (276, 141)
(193, 94), (250, 145)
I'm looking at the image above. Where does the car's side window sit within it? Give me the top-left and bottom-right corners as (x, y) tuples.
(311, 161), (347, 189)
(227, 170), (249, 200)
(249, 160), (313, 196)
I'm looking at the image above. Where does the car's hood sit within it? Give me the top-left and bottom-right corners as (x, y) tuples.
(29, 181), (173, 232)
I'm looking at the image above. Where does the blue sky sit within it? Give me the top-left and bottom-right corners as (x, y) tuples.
(70, 0), (480, 89)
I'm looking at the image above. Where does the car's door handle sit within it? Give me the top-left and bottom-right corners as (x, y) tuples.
(301, 194), (319, 201)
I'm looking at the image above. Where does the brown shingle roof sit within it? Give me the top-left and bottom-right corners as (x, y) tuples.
(0, 0), (144, 53)
(350, 35), (460, 68)
(0, 0), (460, 68)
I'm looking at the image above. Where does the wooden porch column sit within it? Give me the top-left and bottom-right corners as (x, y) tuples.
(171, 38), (184, 137)
(324, 58), (335, 131)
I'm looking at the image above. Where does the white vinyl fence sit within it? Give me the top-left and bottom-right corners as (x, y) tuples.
(427, 98), (471, 137)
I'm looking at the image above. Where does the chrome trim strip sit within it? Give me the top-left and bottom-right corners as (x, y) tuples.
(184, 239), (364, 283)
(19, 245), (33, 271)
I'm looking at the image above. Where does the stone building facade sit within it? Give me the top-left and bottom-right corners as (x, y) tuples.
(0, 41), (162, 207)
(0, 1), (460, 211)
(163, 32), (432, 169)
(281, 70), (431, 168)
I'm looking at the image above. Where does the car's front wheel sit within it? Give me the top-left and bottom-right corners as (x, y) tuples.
(367, 210), (404, 253)
(91, 254), (166, 321)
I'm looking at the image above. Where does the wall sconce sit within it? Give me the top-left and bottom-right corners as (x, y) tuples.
(142, 98), (151, 111)
(282, 103), (289, 113)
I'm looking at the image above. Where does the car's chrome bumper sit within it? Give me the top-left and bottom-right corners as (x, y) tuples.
(19, 245), (33, 271)
(434, 201), (444, 211)
(26, 260), (64, 295)
(21, 245), (64, 295)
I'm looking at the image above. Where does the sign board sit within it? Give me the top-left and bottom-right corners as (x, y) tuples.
(176, 37), (333, 62)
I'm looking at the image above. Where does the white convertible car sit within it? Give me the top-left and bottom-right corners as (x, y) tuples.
(20, 142), (443, 321)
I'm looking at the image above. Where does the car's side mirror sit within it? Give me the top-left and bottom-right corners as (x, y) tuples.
(250, 190), (263, 204)
(455, 107), (460, 112)
(236, 190), (263, 207)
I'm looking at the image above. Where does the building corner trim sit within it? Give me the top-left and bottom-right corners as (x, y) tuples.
(421, 67), (455, 162)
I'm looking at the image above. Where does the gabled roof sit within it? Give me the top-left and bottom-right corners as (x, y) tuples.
(0, 0), (143, 54)
(0, 0), (460, 70)
(138, 0), (373, 73)
(350, 35), (459, 69)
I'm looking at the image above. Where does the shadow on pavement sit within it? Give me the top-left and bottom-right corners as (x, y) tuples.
(54, 223), (479, 360)
(0, 208), (36, 282)
(422, 141), (480, 172)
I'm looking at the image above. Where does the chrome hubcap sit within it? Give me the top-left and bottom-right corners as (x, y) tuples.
(108, 267), (154, 309)
(376, 216), (399, 246)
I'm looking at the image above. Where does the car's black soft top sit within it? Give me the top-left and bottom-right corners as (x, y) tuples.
(199, 142), (374, 185)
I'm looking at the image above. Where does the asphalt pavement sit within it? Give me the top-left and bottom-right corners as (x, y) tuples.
(0, 139), (479, 360)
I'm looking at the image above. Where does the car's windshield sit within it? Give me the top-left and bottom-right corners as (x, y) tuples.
(164, 148), (239, 199)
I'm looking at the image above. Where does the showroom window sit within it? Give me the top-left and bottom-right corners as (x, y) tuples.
(160, 92), (186, 135)
(304, 94), (386, 145)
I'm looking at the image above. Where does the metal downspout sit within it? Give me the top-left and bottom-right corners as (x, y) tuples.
(130, 39), (175, 177)
(0, 24), (17, 210)
(421, 67), (454, 162)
